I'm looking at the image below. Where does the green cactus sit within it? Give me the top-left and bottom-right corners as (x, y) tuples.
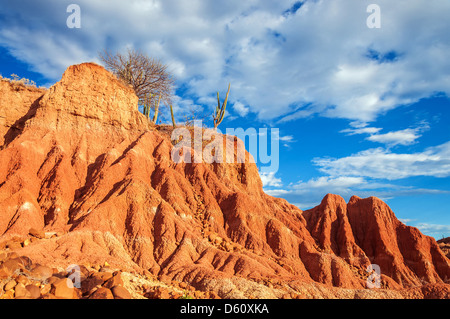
(141, 93), (162, 124)
(213, 83), (230, 130)
(142, 93), (153, 119)
(151, 95), (162, 124)
(170, 104), (176, 128)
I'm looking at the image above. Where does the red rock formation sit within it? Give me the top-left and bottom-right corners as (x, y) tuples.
(347, 196), (449, 286)
(304, 195), (450, 289)
(0, 63), (449, 298)
(303, 194), (370, 267)
(438, 238), (450, 259)
(0, 80), (46, 146)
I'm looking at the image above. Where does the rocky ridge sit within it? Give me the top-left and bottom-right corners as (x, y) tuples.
(438, 237), (450, 260)
(0, 63), (449, 299)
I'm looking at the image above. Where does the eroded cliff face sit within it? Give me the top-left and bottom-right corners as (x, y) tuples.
(304, 194), (449, 289)
(438, 238), (450, 259)
(0, 63), (449, 298)
(0, 80), (46, 146)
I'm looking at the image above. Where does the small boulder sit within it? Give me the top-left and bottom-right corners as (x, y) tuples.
(81, 275), (105, 294)
(95, 271), (113, 282)
(89, 287), (114, 299)
(29, 228), (45, 239)
(52, 278), (75, 299)
(146, 287), (171, 299)
(103, 273), (123, 289)
(14, 283), (32, 298)
(47, 276), (60, 285)
(30, 265), (53, 281)
(4, 279), (17, 291)
(1, 259), (21, 276)
(111, 286), (132, 299)
(26, 284), (41, 299)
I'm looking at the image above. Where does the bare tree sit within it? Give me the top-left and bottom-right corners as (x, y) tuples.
(99, 48), (175, 123)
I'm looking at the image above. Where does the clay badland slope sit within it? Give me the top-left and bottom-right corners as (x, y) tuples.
(0, 63), (449, 299)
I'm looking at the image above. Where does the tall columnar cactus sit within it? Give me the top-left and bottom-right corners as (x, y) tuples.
(213, 83), (230, 130)
(143, 93), (153, 119)
(151, 95), (162, 124)
(170, 104), (176, 128)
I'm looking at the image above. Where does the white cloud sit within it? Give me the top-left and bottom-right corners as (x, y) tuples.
(314, 141), (450, 180)
(399, 218), (416, 224)
(263, 174), (449, 210)
(414, 223), (450, 238)
(232, 101), (249, 117)
(277, 108), (316, 123)
(292, 176), (366, 193)
(264, 188), (289, 197)
(260, 171), (282, 187)
(0, 0), (449, 122)
(166, 95), (206, 123)
(279, 135), (294, 142)
(368, 121), (430, 147)
(341, 121), (430, 147)
(279, 176), (368, 206)
(366, 128), (421, 146)
(341, 126), (382, 136)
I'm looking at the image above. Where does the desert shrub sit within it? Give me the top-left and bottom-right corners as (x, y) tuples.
(1, 73), (37, 89)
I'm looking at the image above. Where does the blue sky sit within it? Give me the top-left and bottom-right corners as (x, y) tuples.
(1, 0), (449, 238)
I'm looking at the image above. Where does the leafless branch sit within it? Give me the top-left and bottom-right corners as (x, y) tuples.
(99, 48), (175, 107)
